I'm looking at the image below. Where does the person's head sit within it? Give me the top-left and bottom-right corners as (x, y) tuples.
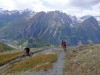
(62, 40), (64, 42)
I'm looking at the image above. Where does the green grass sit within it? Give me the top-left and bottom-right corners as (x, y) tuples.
(31, 62), (53, 71)
(64, 44), (100, 75)
(0, 52), (23, 66)
(0, 47), (47, 67)
(7, 52), (57, 73)
(0, 42), (14, 52)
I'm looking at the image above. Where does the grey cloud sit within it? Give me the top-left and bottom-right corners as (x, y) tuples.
(69, 0), (100, 9)
(42, 1), (54, 8)
(42, 0), (66, 9)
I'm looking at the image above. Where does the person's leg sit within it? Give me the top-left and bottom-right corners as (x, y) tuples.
(63, 47), (66, 51)
(27, 50), (31, 56)
(63, 45), (66, 51)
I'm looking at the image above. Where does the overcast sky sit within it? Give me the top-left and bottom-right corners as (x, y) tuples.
(0, 0), (100, 17)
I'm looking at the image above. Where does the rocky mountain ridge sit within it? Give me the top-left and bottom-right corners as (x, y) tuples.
(0, 9), (100, 47)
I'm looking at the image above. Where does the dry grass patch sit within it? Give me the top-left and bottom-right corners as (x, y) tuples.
(30, 62), (52, 71)
(7, 52), (57, 73)
(0, 52), (23, 66)
(0, 47), (46, 66)
(64, 44), (100, 75)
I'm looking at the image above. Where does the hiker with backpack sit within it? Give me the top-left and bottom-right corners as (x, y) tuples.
(20, 47), (31, 59)
(24, 47), (30, 56)
(61, 40), (67, 51)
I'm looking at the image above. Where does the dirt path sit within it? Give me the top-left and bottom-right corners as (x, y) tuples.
(0, 48), (65, 75)
(47, 48), (65, 75)
(23, 48), (65, 75)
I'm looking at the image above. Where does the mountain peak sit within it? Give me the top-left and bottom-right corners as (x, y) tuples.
(86, 16), (98, 25)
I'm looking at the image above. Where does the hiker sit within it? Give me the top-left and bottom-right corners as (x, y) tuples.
(61, 40), (67, 51)
(24, 47), (30, 56)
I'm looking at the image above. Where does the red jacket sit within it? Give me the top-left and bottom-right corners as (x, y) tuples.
(61, 41), (66, 48)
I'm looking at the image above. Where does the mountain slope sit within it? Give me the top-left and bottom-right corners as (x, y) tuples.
(0, 42), (14, 52)
(0, 48), (57, 75)
(0, 10), (100, 47)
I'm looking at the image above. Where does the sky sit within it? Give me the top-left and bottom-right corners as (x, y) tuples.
(0, 0), (100, 17)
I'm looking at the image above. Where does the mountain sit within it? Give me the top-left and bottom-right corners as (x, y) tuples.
(95, 16), (100, 26)
(0, 9), (100, 47)
(0, 9), (31, 28)
(80, 15), (92, 21)
(0, 42), (14, 52)
(73, 16), (100, 45)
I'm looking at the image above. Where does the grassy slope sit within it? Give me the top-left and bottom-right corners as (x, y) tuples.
(64, 44), (100, 75)
(0, 48), (47, 67)
(7, 52), (57, 73)
(0, 42), (14, 52)
(0, 52), (23, 66)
